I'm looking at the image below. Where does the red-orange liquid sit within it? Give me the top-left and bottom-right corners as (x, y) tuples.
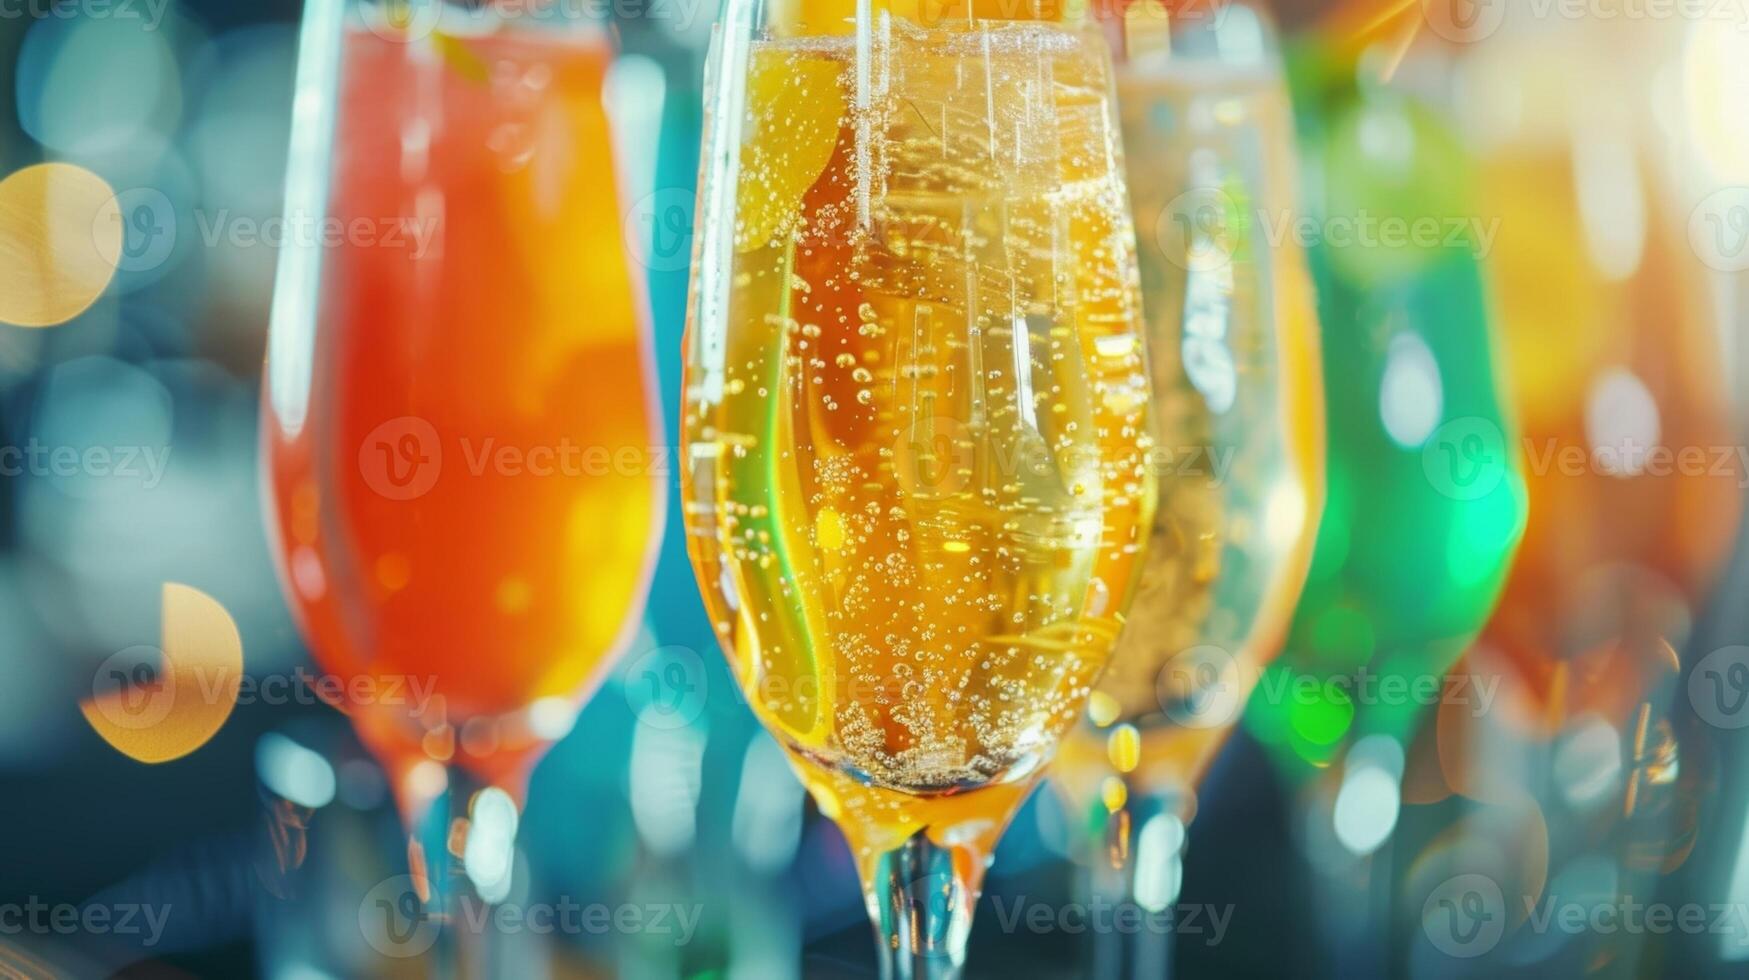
(263, 30), (662, 797)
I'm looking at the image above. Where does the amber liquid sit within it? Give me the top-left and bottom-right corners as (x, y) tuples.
(683, 22), (1153, 864)
(1055, 59), (1325, 809)
(263, 29), (663, 794)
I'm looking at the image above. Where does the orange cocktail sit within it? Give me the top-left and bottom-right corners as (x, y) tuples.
(264, 27), (663, 799)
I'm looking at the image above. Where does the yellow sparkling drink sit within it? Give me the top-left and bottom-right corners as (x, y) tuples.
(1055, 10), (1325, 822)
(1109, 64), (1320, 770)
(682, 14), (1154, 903)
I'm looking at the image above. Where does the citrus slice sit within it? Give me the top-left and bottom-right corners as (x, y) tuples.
(735, 47), (846, 253)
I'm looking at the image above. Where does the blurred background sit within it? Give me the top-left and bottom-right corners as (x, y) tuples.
(3, 0), (1749, 977)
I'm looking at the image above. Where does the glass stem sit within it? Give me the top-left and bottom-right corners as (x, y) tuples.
(1090, 860), (1173, 980)
(406, 764), (524, 980)
(866, 830), (979, 980)
(1091, 785), (1188, 980)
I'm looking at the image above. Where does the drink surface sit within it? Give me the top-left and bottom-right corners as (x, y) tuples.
(683, 21), (1153, 816)
(264, 28), (663, 788)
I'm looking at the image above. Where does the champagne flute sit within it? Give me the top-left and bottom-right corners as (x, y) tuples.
(261, 0), (664, 969)
(1050, 2), (1326, 974)
(680, 1), (1156, 975)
